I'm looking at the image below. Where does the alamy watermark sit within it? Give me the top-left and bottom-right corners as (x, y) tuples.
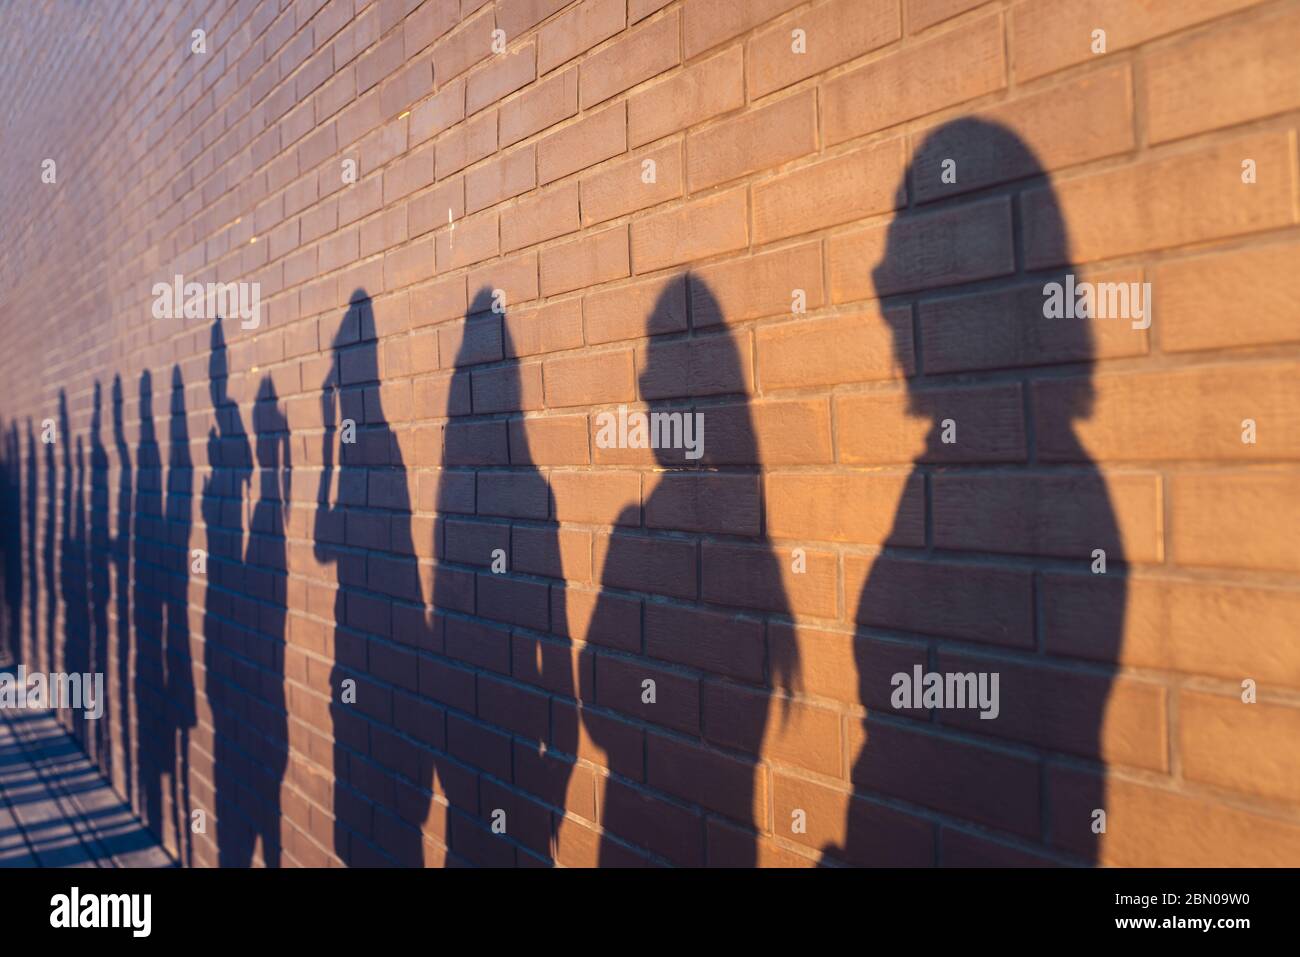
(0, 666), (104, 720)
(1043, 274), (1151, 330)
(151, 274), (261, 329)
(595, 404), (704, 460)
(891, 665), (1000, 720)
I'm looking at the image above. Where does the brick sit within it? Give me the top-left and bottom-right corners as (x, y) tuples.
(747, 0), (900, 98)
(845, 554), (1035, 648)
(919, 268), (1149, 374)
(774, 771), (935, 866)
(824, 13), (1005, 144)
(645, 473), (760, 536)
(939, 650), (1168, 769)
(1044, 572), (1300, 687)
(909, 0), (988, 31)
(768, 471), (923, 545)
(501, 181), (581, 252)
(595, 530), (698, 600)
(382, 142), (435, 202)
(1023, 131), (1297, 268)
(756, 307), (912, 391)
(933, 471), (1163, 562)
(409, 178), (466, 237)
(829, 196), (1014, 301)
(509, 413), (591, 472)
(356, 29), (406, 94)
(580, 141), (683, 226)
(435, 211), (500, 271)
(703, 680), (841, 776)
(503, 298), (586, 357)
(538, 0), (626, 74)
(434, 5), (497, 83)
(848, 718), (1041, 836)
(580, 10), (680, 109)
(682, 0), (805, 58)
(1036, 362), (1300, 463)
(599, 779), (706, 865)
(753, 137), (906, 243)
(551, 471), (640, 524)
(646, 733), (765, 825)
(466, 42), (537, 115)
(769, 621), (927, 710)
(499, 68), (578, 147)
(411, 273), (468, 328)
(435, 110), (498, 178)
(636, 329), (753, 399)
(1049, 767), (1300, 866)
(686, 90), (817, 191)
(1011, 0), (1264, 83)
(595, 654), (700, 733)
(910, 66), (1135, 203)
(1180, 691), (1300, 803)
(539, 225), (631, 296)
(1154, 242), (1300, 353)
(689, 242), (824, 327)
(644, 602), (765, 683)
(1170, 469), (1300, 573)
(409, 79), (465, 143)
(404, 0), (459, 55)
(837, 383), (1027, 464)
(558, 588), (641, 653)
(537, 102), (627, 185)
(702, 540), (837, 618)
(631, 187), (749, 274)
(1152, 5), (1300, 143)
(628, 45), (745, 148)
(496, 0), (569, 36)
(465, 145), (537, 213)
(586, 273), (687, 344)
(542, 347), (636, 407)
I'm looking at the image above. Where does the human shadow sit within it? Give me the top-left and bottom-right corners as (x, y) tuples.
(132, 370), (166, 836)
(26, 420), (38, 673)
(228, 372), (292, 867)
(2, 422), (22, 668)
(582, 279), (800, 866)
(200, 320), (262, 865)
(90, 384), (112, 773)
(43, 396), (56, 675)
(111, 375), (134, 802)
(826, 118), (1123, 866)
(164, 365), (197, 864)
(425, 286), (571, 865)
(318, 290), (427, 866)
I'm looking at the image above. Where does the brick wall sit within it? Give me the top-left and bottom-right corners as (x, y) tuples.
(1, 0), (1298, 867)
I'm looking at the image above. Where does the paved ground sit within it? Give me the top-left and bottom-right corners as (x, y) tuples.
(0, 705), (173, 867)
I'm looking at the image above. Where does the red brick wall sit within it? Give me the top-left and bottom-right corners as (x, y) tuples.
(1, 0), (1298, 867)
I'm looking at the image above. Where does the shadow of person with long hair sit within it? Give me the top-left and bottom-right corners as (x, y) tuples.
(90, 383), (112, 773)
(2, 423), (22, 668)
(133, 370), (166, 835)
(26, 419), (38, 672)
(235, 373), (292, 866)
(43, 396), (57, 675)
(200, 320), (257, 864)
(825, 118), (1124, 866)
(66, 435), (92, 747)
(58, 391), (73, 695)
(582, 280), (800, 866)
(317, 290), (427, 865)
(164, 365), (197, 863)
(420, 287), (573, 865)
(111, 376), (134, 801)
